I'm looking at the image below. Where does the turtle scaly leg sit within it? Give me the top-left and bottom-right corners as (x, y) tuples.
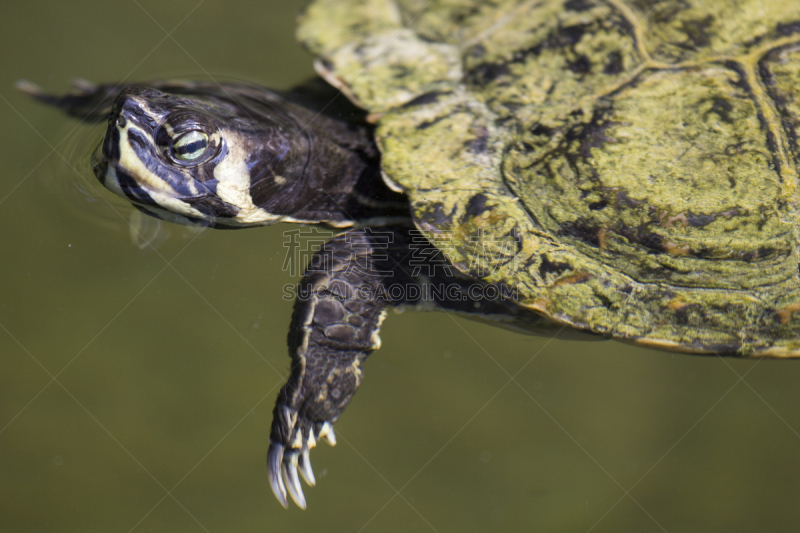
(267, 225), (544, 508)
(268, 229), (387, 509)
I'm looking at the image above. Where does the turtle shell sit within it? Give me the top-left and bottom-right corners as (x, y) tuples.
(299, 0), (800, 356)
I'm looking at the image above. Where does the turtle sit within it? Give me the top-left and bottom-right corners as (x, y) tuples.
(20, 0), (800, 510)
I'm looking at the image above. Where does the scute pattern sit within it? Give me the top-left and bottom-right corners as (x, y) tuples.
(763, 47), (800, 169)
(507, 66), (792, 289)
(627, 0), (800, 63)
(396, 0), (522, 44)
(462, 0), (642, 130)
(300, 0), (800, 355)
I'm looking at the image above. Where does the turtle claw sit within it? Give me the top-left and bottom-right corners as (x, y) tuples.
(268, 443), (289, 508)
(15, 80), (46, 99)
(268, 419), (340, 508)
(320, 422), (337, 446)
(70, 78), (98, 92)
(282, 452), (307, 509)
(298, 448), (316, 487)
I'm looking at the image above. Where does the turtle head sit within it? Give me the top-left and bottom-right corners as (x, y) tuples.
(20, 79), (407, 228)
(96, 85), (312, 227)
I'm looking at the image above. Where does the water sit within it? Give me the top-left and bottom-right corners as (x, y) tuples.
(2, 1), (800, 532)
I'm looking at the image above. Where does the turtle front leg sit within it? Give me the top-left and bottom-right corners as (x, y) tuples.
(268, 229), (387, 509)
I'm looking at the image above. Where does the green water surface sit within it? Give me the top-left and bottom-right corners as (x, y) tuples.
(2, 1), (800, 532)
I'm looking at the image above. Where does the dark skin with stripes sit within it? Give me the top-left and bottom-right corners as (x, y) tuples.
(20, 78), (542, 508)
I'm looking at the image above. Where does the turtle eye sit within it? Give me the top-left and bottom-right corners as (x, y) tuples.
(172, 131), (209, 161)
